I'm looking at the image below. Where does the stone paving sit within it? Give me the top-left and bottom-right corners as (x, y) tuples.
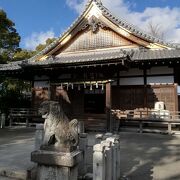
(120, 132), (180, 180)
(0, 127), (35, 180)
(1, 127), (180, 179)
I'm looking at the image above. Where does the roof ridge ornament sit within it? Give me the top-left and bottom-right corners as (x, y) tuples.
(88, 0), (102, 4)
(88, 15), (106, 33)
(95, 0), (102, 4)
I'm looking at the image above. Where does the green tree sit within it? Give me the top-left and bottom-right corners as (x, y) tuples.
(35, 38), (56, 52)
(13, 49), (36, 61)
(13, 38), (56, 61)
(0, 79), (31, 113)
(147, 21), (164, 40)
(0, 9), (21, 63)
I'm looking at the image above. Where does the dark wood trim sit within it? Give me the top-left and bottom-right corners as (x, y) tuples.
(106, 83), (112, 132)
(143, 69), (147, 85)
(174, 84), (178, 112)
(119, 73), (174, 79)
(117, 70), (120, 86)
(34, 79), (50, 82)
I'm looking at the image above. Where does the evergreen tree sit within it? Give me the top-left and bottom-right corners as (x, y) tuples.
(35, 38), (56, 52)
(0, 9), (21, 63)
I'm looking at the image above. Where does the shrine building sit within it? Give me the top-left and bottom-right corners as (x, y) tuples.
(1, 0), (180, 131)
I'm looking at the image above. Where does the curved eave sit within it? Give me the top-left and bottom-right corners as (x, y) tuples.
(23, 47), (131, 68)
(27, 0), (96, 63)
(0, 61), (23, 75)
(19, 0), (180, 70)
(94, 2), (177, 49)
(22, 57), (130, 70)
(27, 0), (177, 64)
(132, 49), (180, 61)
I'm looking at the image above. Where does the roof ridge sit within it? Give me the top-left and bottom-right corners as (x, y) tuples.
(28, 0), (178, 63)
(94, 1), (177, 49)
(28, 0), (96, 63)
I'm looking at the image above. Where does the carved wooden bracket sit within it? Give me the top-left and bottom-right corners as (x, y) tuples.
(81, 15), (107, 33)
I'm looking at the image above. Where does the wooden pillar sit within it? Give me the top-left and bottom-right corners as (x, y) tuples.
(50, 85), (56, 100)
(143, 69), (147, 108)
(143, 69), (147, 85)
(106, 83), (112, 132)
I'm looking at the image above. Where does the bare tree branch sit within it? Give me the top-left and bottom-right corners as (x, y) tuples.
(147, 21), (165, 40)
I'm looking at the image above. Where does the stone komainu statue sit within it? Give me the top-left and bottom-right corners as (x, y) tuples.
(38, 101), (78, 151)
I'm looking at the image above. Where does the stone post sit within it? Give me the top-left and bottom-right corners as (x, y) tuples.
(113, 135), (121, 179)
(93, 144), (105, 180)
(106, 137), (117, 180)
(95, 134), (103, 144)
(9, 117), (12, 127)
(26, 118), (29, 127)
(0, 113), (5, 129)
(35, 124), (44, 150)
(168, 122), (172, 135)
(78, 121), (85, 134)
(103, 132), (113, 140)
(101, 140), (112, 180)
(78, 133), (88, 178)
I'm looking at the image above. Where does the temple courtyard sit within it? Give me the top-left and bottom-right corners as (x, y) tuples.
(0, 127), (180, 179)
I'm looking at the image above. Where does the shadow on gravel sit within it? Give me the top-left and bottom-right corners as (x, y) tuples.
(120, 132), (180, 180)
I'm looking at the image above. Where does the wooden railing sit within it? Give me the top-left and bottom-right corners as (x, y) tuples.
(111, 109), (180, 134)
(111, 109), (174, 120)
(8, 108), (42, 127)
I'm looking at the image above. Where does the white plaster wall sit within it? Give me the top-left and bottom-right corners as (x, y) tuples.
(34, 75), (49, 80)
(147, 76), (174, 84)
(177, 86), (180, 95)
(34, 81), (50, 88)
(147, 66), (173, 75)
(120, 68), (143, 76)
(119, 77), (144, 85)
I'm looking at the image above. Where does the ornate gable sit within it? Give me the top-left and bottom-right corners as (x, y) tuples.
(32, 0), (176, 62)
(55, 24), (137, 54)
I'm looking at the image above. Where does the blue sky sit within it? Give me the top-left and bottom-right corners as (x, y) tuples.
(0, 0), (180, 49)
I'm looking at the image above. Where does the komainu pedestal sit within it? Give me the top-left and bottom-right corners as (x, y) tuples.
(31, 101), (82, 180)
(31, 150), (82, 180)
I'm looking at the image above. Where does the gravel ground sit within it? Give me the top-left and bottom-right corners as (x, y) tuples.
(1, 127), (180, 179)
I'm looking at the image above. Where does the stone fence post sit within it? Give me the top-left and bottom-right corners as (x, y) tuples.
(113, 135), (120, 179)
(35, 124), (44, 150)
(101, 140), (112, 180)
(93, 144), (105, 180)
(78, 121), (85, 134)
(106, 137), (116, 180)
(106, 137), (121, 180)
(0, 113), (5, 129)
(95, 134), (103, 144)
(78, 133), (88, 178)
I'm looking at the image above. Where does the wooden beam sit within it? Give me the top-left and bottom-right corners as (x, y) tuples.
(106, 82), (112, 132)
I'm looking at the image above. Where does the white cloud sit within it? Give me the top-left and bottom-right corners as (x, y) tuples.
(24, 30), (55, 50)
(65, 0), (85, 13)
(66, 0), (180, 43)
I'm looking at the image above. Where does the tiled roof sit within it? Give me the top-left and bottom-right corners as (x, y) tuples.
(97, 3), (178, 48)
(23, 48), (129, 66)
(132, 49), (180, 61)
(0, 61), (22, 71)
(0, 48), (180, 71)
(28, 0), (179, 63)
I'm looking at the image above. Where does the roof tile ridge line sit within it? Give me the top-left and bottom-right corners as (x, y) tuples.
(96, 2), (176, 48)
(28, 0), (94, 63)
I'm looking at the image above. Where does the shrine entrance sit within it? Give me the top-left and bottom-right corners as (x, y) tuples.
(84, 89), (105, 114)
(50, 80), (112, 132)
